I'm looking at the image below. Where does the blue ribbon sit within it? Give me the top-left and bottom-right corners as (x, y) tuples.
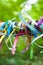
(18, 13), (41, 37)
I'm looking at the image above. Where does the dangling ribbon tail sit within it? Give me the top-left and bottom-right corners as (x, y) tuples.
(12, 36), (19, 54)
(31, 34), (43, 48)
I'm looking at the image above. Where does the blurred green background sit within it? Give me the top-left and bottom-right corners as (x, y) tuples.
(0, 0), (43, 65)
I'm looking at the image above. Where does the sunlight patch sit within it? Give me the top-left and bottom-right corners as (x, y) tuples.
(13, 11), (18, 15)
(1, 0), (11, 7)
(12, 0), (17, 2)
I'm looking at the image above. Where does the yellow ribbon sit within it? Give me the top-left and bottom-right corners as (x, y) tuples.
(0, 30), (6, 43)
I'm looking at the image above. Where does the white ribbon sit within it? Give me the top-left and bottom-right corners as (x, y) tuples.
(31, 34), (43, 48)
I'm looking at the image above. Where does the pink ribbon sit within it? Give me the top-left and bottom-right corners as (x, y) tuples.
(12, 30), (29, 55)
(12, 36), (19, 54)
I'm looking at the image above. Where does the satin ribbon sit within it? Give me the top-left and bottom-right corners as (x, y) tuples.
(18, 13), (41, 38)
(12, 30), (26, 54)
(12, 36), (19, 54)
(0, 30), (6, 43)
(12, 28), (32, 54)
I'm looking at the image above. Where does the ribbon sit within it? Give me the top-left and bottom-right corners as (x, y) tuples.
(0, 30), (6, 43)
(12, 36), (19, 54)
(18, 13), (41, 35)
(31, 34), (43, 48)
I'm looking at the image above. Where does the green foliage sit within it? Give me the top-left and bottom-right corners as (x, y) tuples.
(0, 0), (26, 21)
